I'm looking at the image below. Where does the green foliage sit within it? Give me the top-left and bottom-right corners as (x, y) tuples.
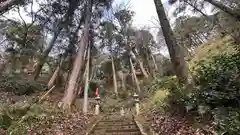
(101, 99), (123, 113)
(7, 103), (50, 135)
(6, 24), (42, 50)
(189, 36), (237, 67)
(118, 89), (129, 99)
(216, 11), (240, 43)
(186, 53), (240, 134)
(151, 89), (169, 108)
(190, 53), (240, 108)
(0, 74), (46, 95)
(174, 15), (211, 49)
(147, 40), (240, 134)
(213, 108), (240, 135)
(143, 75), (177, 96)
(114, 9), (135, 26)
(0, 102), (53, 134)
(161, 52), (240, 134)
(0, 112), (12, 129)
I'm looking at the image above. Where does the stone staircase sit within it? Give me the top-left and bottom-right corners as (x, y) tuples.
(88, 115), (142, 135)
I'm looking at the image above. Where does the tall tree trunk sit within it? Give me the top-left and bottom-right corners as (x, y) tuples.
(145, 52), (154, 77)
(153, 0), (190, 85)
(117, 70), (126, 90)
(130, 58), (140, 92)
(83, 45), (90, 114)
(151, 55), (158, 71)
(47, 66), (60, 88)
(32, 29), (61, 80)
(132, 50), (149, 78)
(47, 56), (65, 89)
(111, 56), (118, 97)
(137, 58), (149, 78)
(89, 64), (96, 80)
(204, 0), (240, 20)
(0, 54), (9, 75)
(61, 0), (92, 108)
(63, 16), (85, 88)
(0, 0), (23, 14)
(151, 54), (158, 76)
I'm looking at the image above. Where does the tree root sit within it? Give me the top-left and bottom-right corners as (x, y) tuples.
(57, 101), (79, 113)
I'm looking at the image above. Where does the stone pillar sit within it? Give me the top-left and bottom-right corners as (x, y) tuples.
(133, 93), (140, 115)
(95, 95), (101, 115)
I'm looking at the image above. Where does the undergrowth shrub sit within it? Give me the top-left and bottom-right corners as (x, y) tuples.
(187, 53), (240, 134)
(142, 75), (176, 95)
(0, 74), (46, 95)
(147, 52), (240, 134)
(118, 89), (129, 99)
(0, 101), (56, 134)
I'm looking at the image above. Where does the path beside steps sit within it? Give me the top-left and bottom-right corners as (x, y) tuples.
(88, 115), (142, 135)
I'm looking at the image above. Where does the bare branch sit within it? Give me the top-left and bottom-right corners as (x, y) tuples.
(17, 6), (27, 26)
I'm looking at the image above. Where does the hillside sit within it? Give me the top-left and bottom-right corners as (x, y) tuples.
(138, 36), (240, 135)
(190, 36), (237, 67)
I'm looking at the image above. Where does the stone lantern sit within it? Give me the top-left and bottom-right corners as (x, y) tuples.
(95, 95), (101, 115)
(133, 93), (140, 115)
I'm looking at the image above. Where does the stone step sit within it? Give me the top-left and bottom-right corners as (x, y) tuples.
(89, 115), (141, 135)
(99, 121), (134, 124)
(96, 123), (137, 128)
(94, 125), (138, 130)
(103, 116), (133, 119)
(91, 132), (141, 135)
(105, 128), (140, 133)
(101, 119), (133, 121)
(91, 129), (141, 134)
(91, 128), (140, 133)
(97, 122), (136, 126)
(104, 117), (132, 119)
(102, 118), (133, 121)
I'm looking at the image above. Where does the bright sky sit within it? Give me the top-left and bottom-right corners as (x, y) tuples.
(118, 0), (168, 28)
(113, 0), (170, 36)
(114, 0), (172, 56)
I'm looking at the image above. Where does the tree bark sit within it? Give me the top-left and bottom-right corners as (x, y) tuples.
(151, 54), (158, 76)
(151, 55), (158, 71)
(204, 0), (240, 20)
(32, 29), (61, 80)
(111, 56), (118, 97)
(153, 0), (190, 85)
(47, 66), (60, 88)
(132, 49), (149, 78)
(63, 15), (85, 88)
(0, 54), (9, 75)
(130, 58), (140, 92)
(89, 64), (96, 80)
(137, 58), (149, 78)
(47, 56), (64, 89)
(61, 0), (92, 108)
(83, 45), (90, 114)
(117, 70), (126, 90)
